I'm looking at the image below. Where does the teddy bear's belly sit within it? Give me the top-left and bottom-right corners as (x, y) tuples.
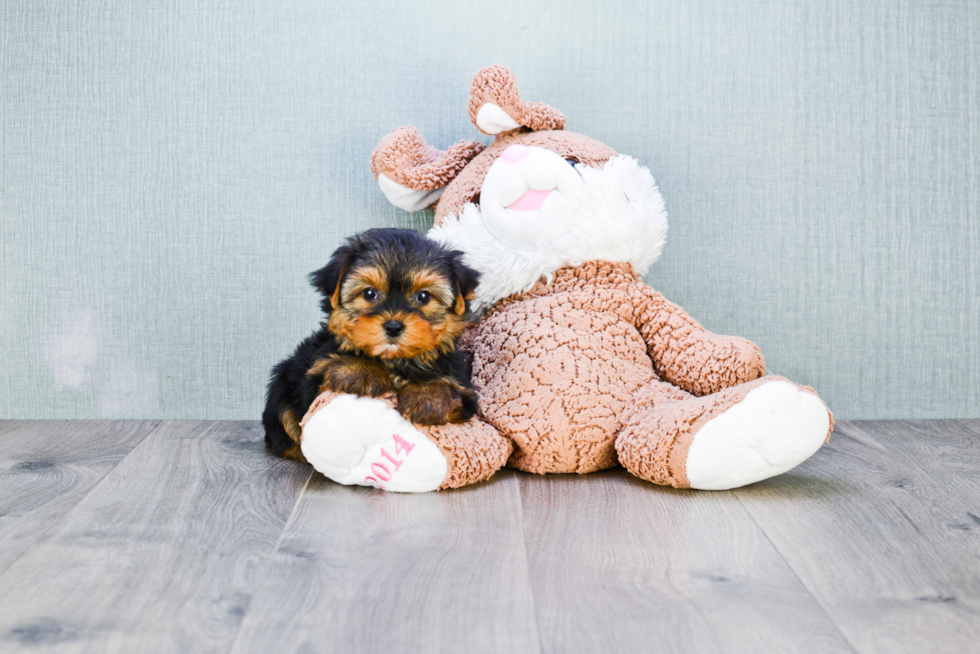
(471, 301), (657, 474)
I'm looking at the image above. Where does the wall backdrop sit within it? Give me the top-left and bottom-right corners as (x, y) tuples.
(2, 0), (978, 420)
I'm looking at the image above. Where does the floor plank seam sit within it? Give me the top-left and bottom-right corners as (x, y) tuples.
(6, 420), (977, 652)
(223, 466), (314, 654)
(732, 490), (861, 654)
(514, 474), (546, 654)
(0, 420), (164, 584)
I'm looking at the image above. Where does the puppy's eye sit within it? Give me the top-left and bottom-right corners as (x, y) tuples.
(362, 288), (378, 301)
(415, 290), (431, 305)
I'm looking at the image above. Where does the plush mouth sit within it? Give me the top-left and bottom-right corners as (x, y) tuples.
(506, 188), (554, 211)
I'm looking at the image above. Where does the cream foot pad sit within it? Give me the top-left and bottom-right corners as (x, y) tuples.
(685, 380), (830, 490)
(301, 394), (448, 493)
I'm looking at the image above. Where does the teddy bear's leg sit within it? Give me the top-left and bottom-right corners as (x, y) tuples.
(616, 376), (832, 490)
(299, 391), (512, 492)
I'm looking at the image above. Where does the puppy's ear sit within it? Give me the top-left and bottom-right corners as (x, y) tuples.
(447, 252), (480, 316)
(309, 243), (358, 314)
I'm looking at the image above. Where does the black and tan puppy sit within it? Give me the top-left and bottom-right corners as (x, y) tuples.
(263, 228), (481, 462)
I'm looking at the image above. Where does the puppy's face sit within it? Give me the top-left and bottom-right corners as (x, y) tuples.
(311, 230), (479, 362)
(330, 262), (462, 360)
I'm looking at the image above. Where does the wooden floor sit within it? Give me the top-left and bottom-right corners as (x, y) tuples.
(0, 420), (978, 653)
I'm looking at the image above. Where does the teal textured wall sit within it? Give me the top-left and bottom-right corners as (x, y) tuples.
(2, 0), (978, 419)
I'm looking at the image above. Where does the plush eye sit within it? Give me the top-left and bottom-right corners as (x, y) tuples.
(362, 288), (379, 301)
(415, 290), (431, 305)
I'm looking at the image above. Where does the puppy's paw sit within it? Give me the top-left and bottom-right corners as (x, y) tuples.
(397, 381), (477, 425)
(315, 355), (392, 397)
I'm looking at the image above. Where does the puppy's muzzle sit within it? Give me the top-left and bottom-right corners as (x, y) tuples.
(383, 320), (405, 338)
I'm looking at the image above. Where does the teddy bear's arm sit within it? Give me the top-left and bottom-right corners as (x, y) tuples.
(631, 281), (765, 396)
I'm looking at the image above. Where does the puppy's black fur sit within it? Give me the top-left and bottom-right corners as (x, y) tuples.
(263, 229), (480, 461)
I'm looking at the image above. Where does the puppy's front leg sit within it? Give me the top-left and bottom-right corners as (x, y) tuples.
(396, 379), (477, 425)
(308, 355), (393, 397)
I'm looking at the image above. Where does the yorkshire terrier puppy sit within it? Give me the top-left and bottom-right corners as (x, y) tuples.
(263, 228), (481, 462)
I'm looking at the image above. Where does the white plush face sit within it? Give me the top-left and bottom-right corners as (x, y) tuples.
(478, 145), (584, 251)
(430, 153), (670, 313)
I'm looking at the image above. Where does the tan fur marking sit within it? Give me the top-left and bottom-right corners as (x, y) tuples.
(282, 443), (307, 463)
(396, 377), (474, 425)
(410, 269), (449, 294)
(305, 358), (331, 379)
(349, 314), (396, 357)
(442, 312), (468, 342)
(329, 266), (347, 310)
(309, 354), (393, 397)
(327, 308), (355, 341)
(339, 265), (389, 309)
(281, 408), (303, 445)
(399, 313), (442, 357)
(349, 265), (389, 295)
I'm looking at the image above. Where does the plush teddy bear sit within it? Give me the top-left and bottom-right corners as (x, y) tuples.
(299, 65), (832, 492)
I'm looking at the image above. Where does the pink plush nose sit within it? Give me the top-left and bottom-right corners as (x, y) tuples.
(500, 144), (531, 164)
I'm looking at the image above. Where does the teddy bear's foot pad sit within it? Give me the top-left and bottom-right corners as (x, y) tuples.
(301, 394), (448, 493)
(685, 380), (830, 490)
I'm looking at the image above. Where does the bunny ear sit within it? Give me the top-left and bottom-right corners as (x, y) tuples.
(370, 127), (485, 212)
(467, 65), (565, 136)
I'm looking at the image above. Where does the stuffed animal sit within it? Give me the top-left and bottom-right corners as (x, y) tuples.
(299, 65), (832, 492)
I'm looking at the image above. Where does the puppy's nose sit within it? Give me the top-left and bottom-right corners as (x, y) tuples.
(500, 144), (531, 164)
(383, 320), (405, 338)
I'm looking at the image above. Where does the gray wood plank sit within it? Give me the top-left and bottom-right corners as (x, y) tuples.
(519, 470), (854, 654)
(869, 420), (980, 490)
(734, 420), (980, 654)
(230, 469), (541, 654)
(0, 421), (311, 654)
(0, 420), (159, 576)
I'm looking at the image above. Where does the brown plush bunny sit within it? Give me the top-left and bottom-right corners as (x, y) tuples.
(299, 66), (832, 492)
